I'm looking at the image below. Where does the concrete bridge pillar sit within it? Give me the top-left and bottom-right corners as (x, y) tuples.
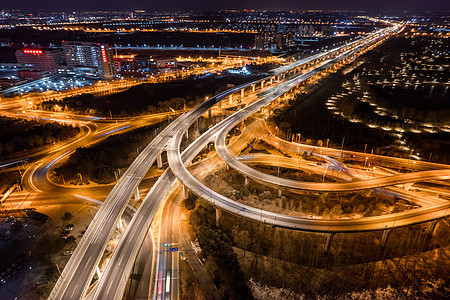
(325, 233), (335, 254)
(261, 81), (264, 89)
(244, 176), (249, 186)
(183, 185), (189, 200)
(208, 108), (212, 118)
(134, 186), (140, 200)
(252, 84), (256, 92)
(229, 94), (233, 105)
(241, 89), (245, 98)
(96, 266), (101, 278)
(422, 219), (439, 249)
(381, 229), (391, 248)
(117, 218), (124, 231)
(270, 77), (273, 85)
(157, 152), (163, 168)
(215, 208), (221, 227)
(277, 187), (282, 197)
(426, 219), (439, 236)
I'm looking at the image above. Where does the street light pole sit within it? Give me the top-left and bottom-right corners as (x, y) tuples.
(55, 263), (63, 278)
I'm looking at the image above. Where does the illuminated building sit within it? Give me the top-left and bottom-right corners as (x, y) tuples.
(15, 48), (64, 73)
(62, 41), (115, 79)
(114, 55), (151, 74)
(154, 57), (177, 69)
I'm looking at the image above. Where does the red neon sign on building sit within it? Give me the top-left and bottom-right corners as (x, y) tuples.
(100, 45), (107, 63)
(23, 49), (43, 54)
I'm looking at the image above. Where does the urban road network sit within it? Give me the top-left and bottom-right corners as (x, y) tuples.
(88, 26), (397, 300)
(2, 21), (447, 300)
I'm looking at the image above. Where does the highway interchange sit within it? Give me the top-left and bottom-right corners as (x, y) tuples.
(91, 24), (422, 300)
(52, 32), (370, 300)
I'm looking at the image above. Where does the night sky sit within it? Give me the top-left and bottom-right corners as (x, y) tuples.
(3, 0), (450, 12)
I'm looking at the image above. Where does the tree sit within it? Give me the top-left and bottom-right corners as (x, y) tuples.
(330, 204), (344, 218)
(65, 236), (77, 247)
(11, 220), (24, 234)
(235, 230), (251, 257)
(61, 211), (73, 222)
(5, 141), (14, 158)
(36, 234), (65, 262)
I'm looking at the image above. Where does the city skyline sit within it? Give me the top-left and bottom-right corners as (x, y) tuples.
(2, 0), (450, 12)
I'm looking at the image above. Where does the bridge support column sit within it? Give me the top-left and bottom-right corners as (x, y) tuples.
(325, 233), (334, 254)
(241, 89), (244, 98)
(381, 229), (391, 248)
(208, 108), (212, 118)
(219, 99), (222, 110)
(426, 219), (438, 236)
(229, 94), (233, 105)
(183, 185), (189, 200)
(215, 208), (221, 227)
(117, 218), (124, 231)
(261, 81), (264, 89)
(423, 219), (439, 249)
(244, 176), (249, 186)
(252, 84), (256, 92)
(96, 266), (101, 278)
(185, 129), (189, 140)
(277, 187), (282, 197)
(157, 153), (163, 168)
(270, 77), (273, 85)
(134, 186), (140, 200)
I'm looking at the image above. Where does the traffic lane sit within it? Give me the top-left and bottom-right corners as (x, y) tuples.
(60, 175), (141, 300)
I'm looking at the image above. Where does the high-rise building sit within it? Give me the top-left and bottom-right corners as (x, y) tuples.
(254, 35), (265, 50)
(62, 41), (115, 79)
(15, 48), (64, 73)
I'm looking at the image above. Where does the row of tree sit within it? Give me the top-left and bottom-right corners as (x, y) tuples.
(188, 202), (254, 299)
(39, 75), (257, 117)
(55, 120), (169, 184)
(0, 116), (79, 160)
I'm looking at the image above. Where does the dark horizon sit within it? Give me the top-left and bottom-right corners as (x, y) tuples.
(2, 0), (450, 14)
